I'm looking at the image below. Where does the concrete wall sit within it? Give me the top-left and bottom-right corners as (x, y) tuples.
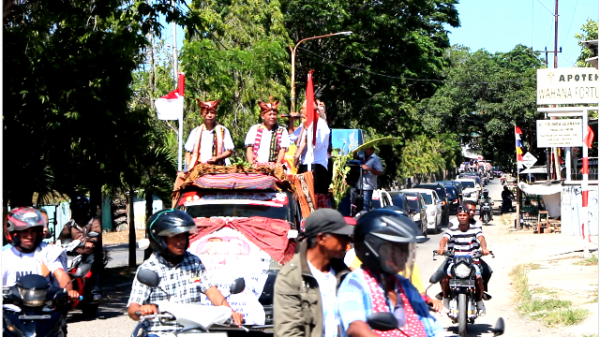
(561, 182), (599, 236)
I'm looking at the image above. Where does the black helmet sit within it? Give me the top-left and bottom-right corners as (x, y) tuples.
(7, 207), (46, 249)
(482, 189), (489, 197)
(147, 209), (197, 255)
(354, 209), (426, 275)
(70, 195), (90, 218)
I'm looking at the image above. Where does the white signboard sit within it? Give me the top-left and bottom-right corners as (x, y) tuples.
(521, 152), (537, 168)
(537, 68), (599, 105)
(536, 119), (583, 148)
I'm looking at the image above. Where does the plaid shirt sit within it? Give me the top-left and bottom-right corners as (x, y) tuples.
(127, 252), (214, 331)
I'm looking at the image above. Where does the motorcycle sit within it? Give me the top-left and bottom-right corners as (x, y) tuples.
(3, 274), (72, 337)
(57, 231), (100, 318)
(479, 200), (494, 225)
(431, 250), (495, 337)
(131, 269), (248, 337)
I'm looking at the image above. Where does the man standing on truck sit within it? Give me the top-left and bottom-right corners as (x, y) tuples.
(245, 98), (290, 166)
(274, 209), (353, 337)
(361, 146), (383, 211)
(184, 99), (235, 170)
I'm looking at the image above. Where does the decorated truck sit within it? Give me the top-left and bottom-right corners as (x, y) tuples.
(173, 164), (312, 332)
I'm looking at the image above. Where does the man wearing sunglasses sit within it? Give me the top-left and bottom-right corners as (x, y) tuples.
(274, 209), (353, 337)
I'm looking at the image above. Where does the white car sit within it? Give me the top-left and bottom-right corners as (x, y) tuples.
(401, 188), (443, 234)
(456, 178), (480, 202)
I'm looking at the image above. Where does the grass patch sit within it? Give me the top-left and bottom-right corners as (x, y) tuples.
(531, 287), (558, 296)
(531, 308), (589, 326)
(510, 264), (589, 326)
(573, 255), (598, 266)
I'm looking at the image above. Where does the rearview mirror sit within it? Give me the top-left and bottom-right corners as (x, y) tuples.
(367, 312), (398, 331)
(87, 231), (100, 238)
(137, 238), (150, 250)
(429, 270), (446, 284)
(72, 263), (92, 279)
(229, 277), (246, 295)
(494, 317), (505, 336)
(137, 269), (160, 288)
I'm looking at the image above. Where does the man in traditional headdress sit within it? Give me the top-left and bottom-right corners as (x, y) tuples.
(184, 99), (234, 170)
(245, 98), (290, 166)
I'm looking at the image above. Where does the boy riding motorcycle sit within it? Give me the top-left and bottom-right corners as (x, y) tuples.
(127, 209), (243, 332)
(338, 209), (444, 337)
(437, 205), (490, 315)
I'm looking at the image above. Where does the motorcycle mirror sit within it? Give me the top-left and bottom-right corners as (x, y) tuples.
(366, 312), (398, 331)
(493, 318), (505, 336)
(229, 278), (246, 295)
(137, 238), (150, 250)
(429, 270), (446, 284)
(87, 232), (100, 238)
(137, 269), (160, 288)
(73, 263), (93, 279)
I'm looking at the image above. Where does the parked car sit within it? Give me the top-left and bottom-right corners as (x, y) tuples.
(456, 178), (480, 202)
(372, 190), (411, 216)
(438, 180), (464, 203)
(414, 183), (450, 226)
(443, 185), (461, 215)
(457, 173), (483, 192)
(401, 188), (442, 234)
(400, 191), (428, 237)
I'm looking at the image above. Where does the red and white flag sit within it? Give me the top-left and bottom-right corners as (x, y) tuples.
(155, 73), (185, 120)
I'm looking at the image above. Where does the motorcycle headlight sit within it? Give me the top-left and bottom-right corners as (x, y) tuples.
(18, 287), (48, 307)
(453, 263), (472, 279)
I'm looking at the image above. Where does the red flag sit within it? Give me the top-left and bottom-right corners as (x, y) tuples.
(515, 126), (523, 134)
(155, 72), (185, 120)
(584, 125), (595, 149)
(304, 70), (318, 146)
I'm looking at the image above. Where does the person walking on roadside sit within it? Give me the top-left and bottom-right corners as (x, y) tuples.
(361, 146), (383, 211)
(245, 98), (290, 167)
(337, 209), (444, 337)
(274, 209), (354, 337)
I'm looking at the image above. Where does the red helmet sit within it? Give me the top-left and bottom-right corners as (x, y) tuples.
(7, 207), (46, 234)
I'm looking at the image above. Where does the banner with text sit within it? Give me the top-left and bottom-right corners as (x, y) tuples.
(537, 68), (599, 105)
(536, 119), (583, 148)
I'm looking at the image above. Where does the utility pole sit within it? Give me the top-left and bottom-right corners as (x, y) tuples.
(552, 0), (562, 180)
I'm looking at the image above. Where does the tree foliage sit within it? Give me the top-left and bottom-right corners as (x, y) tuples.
(575, 19), (598, 68)
(418, 44), (544, 169)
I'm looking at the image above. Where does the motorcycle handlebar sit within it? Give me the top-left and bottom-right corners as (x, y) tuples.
(433, 250), (494, 258)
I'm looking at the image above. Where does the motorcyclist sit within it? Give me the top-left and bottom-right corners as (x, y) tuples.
(478, 189), (494, 221)
(3, 207), (80, 336)
(126, 209), (243, 330)
(59, 195), (103, 302)
(437, 204), (489, 315)
(338, 209), (444, 337)
(501, 186), (515, 214)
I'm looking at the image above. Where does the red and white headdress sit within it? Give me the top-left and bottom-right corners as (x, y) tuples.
(197, 99), (222, 113)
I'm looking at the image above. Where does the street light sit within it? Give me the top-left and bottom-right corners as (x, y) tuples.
(289, 31), (353, 114)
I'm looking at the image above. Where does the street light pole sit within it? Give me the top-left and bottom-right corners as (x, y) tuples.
(289, 31), (352, 114)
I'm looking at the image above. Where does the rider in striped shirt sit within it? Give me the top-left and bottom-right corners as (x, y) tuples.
(437, 204), (490, 315)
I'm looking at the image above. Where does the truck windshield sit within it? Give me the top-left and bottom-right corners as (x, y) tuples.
(185, 204), (289, 221)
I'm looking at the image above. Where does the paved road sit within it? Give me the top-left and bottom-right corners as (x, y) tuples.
(415, 177), (505, 337)
(105, 243), (145, 269)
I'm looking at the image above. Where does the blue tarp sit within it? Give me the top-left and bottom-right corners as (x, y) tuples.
(331, 129), (364, 155)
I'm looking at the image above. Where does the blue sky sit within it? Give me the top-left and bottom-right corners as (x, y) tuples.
(448, 0), (598, 68)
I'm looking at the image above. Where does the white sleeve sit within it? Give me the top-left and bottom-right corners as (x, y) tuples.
(316, 119), (330, 149)
(184, 127), (198, 152)
(279, 128), (290, 149)
(223, 127), (235, 151)
(244, 125), (257, 147)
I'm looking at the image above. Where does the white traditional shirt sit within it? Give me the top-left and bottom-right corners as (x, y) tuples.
(297, 118), (331, 170)
(184, 125), (235, 165)
(244, 125), (290, 163)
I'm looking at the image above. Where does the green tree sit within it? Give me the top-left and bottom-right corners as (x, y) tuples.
(418, 44), (544, 169)
(575, 19), (598, 68)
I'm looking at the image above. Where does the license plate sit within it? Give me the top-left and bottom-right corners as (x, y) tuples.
(449, 279), (475, 287)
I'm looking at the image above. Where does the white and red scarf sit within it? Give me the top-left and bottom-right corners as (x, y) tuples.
(189, 123), (225, 170)
(253, 124), (283, 163)
(360, 268), (427, 337)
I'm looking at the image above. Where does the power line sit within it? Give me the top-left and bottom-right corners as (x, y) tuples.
(296, 46), (528, 85)
(561, 0), (579, 48)
(536, 0), (555, 15)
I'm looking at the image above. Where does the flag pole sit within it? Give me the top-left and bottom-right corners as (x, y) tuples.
(177, 73), (185, 173)
(171, 0), (182, 172)
(582, 108), (589, 258)
(515, 126), (521, 230)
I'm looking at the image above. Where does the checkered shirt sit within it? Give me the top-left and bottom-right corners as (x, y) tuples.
(127, 251), (215, 331)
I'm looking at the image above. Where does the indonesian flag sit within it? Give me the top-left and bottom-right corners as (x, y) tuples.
(584, 125), (595, 149)
(304, 70), (318, 165)
(155, 73), (185, 120)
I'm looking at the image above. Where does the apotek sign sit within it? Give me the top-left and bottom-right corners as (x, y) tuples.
(537, 68), (599, 105)
(536, 119), (583, 148)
